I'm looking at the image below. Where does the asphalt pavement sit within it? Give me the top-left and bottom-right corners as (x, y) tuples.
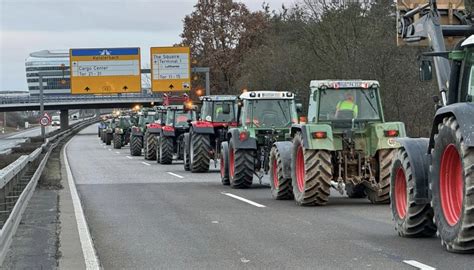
(64, 125), (473, 269)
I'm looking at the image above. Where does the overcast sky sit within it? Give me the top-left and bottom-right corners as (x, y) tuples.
(0, 0), (294, 91)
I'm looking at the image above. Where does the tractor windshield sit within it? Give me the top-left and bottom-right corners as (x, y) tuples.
(242, 99), (297, 128)
(139, 114), (156, 126)
(317, 89), (381, 121)
(165, 110), (195, 127)
(118, 117), (132, 128)
(200, 101), (236, 123)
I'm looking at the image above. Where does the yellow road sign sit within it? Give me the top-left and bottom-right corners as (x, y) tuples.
(70, 48), (141, 94)
(151, 47), (191, 92)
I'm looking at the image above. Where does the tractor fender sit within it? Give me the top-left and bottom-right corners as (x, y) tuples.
(396, 138), (431, 203)
(228, 128), (257, 150)
(429, 103), (474, 149)
(290, 124), (310, 149)
(273, 141), (293, 179)
(191, 122), (215, 134)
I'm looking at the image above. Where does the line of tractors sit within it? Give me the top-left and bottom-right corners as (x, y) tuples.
(97, 0), (473, 254)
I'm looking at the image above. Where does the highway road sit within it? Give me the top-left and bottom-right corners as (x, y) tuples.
(65, 125), (473, 269)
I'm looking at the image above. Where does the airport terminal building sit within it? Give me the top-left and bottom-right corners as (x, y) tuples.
(25, 50), (70, 95)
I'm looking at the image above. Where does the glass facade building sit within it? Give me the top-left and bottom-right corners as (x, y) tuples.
(25, 50), (70, 95)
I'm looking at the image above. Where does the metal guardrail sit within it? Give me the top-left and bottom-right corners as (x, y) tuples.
(0, 117), (97, 264)
(0, 93), (163, 105)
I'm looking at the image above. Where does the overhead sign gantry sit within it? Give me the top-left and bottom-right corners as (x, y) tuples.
(70, 47), (141, 94)
(150, 46), (191, 92)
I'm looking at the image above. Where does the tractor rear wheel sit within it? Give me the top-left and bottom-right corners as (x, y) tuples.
(183, 133), (190, 171)
(191, 133), (211, 172)
(345, 184), (366, 198)
(98, 127), (102, 137)
(220, 141), (230, 185)
(269, 146), (293, 200)
(367, 149), (396, 204)
(390, 148), (436, 238)
(431, 116), (474, 253)
(130, 135), (142, 156)
(159, 136), (173, 164)
(105, 133), (112, 145)
(291, 132), (332, 206)
(229, 140), (254, 189)
(113, 134), (122, 149)
(144, 133), (157, 160)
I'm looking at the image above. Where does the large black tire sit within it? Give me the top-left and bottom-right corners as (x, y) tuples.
(100, 130), (105, 142)
(431, 116), (474, 253)
(105, 133), (112, 145)
(367, 149), (396, 204)
(390, 148), (436, 238)
(229, 140), (254, 189)
(345, 183), (366, 198)
(220, 141), (230, 185)
(113, 134), (122, 149)
(159, 136), (173, 164)
(98, 127), (102, 137)
(130, 135), (142, 156)
(291, 132), (332, 206)
(144, 133), (157, 160)
(269, 146), (293, 200)
(183, 133), (190, 171)
(190, 133), (211, 172)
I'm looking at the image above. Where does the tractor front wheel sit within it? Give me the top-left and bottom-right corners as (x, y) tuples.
(367, 149), (396, 204)
(431, 116), (474, 253)
(144, 133), (157, 160)
(220, 141), (230, 185)
(159, 136), (173, 164)
(291, 132), (332, 206)
(113, 134), (122, 149)
(390, 148), (436, 238)
(130, 135), (142, 156)
(191, 133), (211, 172)
(269, 146), (293, 200)
(229, 140), (254, 189)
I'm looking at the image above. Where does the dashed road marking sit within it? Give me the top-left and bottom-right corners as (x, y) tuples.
(141, 161), (151, 166)
(403, 260), (436, 270)
(126, 156), (133, 159)
(221, 192), (266, 208)
(108, 149), (112, 151)
(115, 151), (120, 154)
(167, 172), (184, 179)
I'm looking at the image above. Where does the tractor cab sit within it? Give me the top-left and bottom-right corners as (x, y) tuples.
(308, 80), (383, 130)
(198, 95), (238, 125)
(164, 105), (197, 129)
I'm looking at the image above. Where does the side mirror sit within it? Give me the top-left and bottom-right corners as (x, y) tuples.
(419, 60), (433, 81)
(296, 103), (303, 113)
(222, 104), (231, 114)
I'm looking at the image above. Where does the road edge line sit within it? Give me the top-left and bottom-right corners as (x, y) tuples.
(63, 140), (101, 270)
(221, 192), (266, 208)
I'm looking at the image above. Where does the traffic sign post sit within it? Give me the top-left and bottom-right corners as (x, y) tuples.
(70, 47), (141, 94)
(150, 47), (191, 92)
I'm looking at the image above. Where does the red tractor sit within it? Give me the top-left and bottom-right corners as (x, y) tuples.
(183, 95), (238, 173)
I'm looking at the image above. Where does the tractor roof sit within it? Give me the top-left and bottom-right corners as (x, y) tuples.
(239, 91), (295, 100)
(200, 95), (237, 101)
(310, 80), (380, 90)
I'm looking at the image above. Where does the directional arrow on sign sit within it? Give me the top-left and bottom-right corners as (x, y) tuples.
(123, 86), (128, 91)
(84, 86), (90, 92)
(169, 84), (174, 90)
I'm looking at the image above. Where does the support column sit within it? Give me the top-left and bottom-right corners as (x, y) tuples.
(60, 109), (69, 131)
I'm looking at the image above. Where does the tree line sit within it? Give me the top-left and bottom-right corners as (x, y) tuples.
(180, 0), (461, 137)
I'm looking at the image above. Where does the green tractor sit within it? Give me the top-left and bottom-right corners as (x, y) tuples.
(129, 108), (160, 156)
(103, 118), (115, 145)
(183, 95), (238, 173)
(270, 80), (406, 205)
(157, 104), (197, 164)
(112, 115), (133, 149)
(220, 91), (299, 188)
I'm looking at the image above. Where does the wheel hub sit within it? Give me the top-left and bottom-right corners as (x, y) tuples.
(440, 144), (463, 226)
(272, 158), (279, 189)
(395, 167), (407, 219)
(296, 146), (305, 193)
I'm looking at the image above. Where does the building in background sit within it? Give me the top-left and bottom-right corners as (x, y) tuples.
(25, 50), (70, 95)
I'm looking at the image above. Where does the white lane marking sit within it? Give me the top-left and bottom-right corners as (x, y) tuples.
(64, 140), (100, 269)
(108, 149), (111, 151)
(167, 172), (184, 179)
(141, 161), (151, 166)
(126, 156), (133, 159)
(115, 152), (120, 154)
(221, 192), (266, 208)
(403, 260), (436, 270)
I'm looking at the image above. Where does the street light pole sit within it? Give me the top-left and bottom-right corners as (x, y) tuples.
(39, 74), (45, 140)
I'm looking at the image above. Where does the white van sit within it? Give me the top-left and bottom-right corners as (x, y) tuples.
(51, 115), (60, 126)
